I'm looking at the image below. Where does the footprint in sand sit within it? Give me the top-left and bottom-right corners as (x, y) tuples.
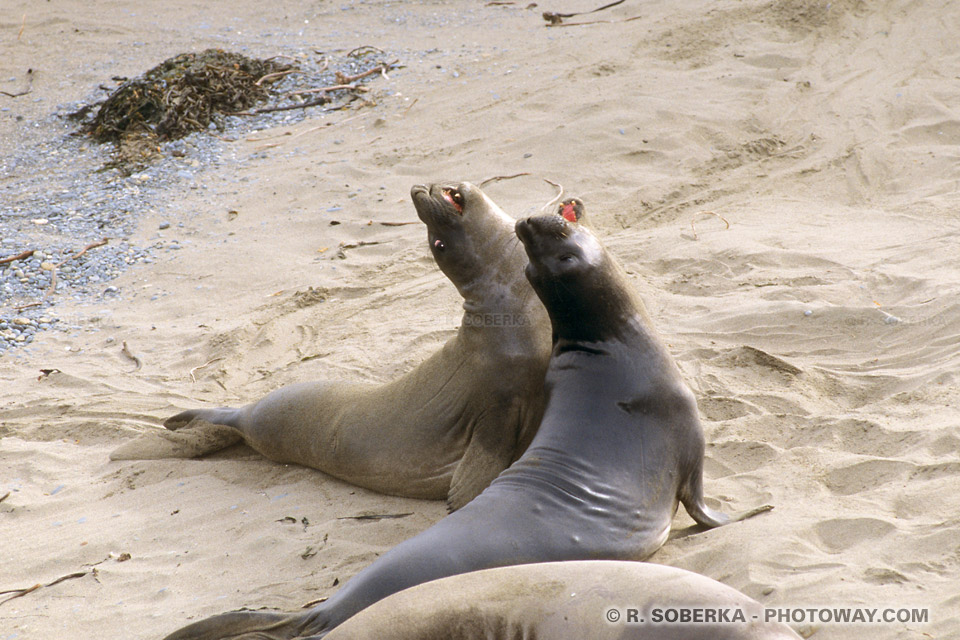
(814, 517), (896, 554)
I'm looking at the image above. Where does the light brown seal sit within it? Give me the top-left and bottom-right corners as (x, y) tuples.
(326, 561), (801, 640)
(157, 183), (555, 510)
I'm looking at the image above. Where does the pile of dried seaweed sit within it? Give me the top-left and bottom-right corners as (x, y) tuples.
(83, 49), (290, 144)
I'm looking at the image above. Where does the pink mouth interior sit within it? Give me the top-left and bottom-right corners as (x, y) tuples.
(561, 202), (578, 222)
(442, 189), (463, 213)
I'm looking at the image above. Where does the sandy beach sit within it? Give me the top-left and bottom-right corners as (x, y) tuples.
(2, 1), (958, 638)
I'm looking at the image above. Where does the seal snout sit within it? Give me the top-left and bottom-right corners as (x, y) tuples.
(412, 183), (467, 224)
(517, 214), (570, 244)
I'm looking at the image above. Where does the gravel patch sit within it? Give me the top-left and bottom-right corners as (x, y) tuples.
(0, 48), (397, 357)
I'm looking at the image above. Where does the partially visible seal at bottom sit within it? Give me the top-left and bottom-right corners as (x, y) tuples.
(327, 560), (801, 640)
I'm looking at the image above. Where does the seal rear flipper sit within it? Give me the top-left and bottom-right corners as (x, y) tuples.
(446, 407), (521, 512)
(109, 419), (242, 461)
(679, 464), (773, 529)
(165, 407), (242, 430)
(684, 499), (773, 529)
(162, 609), (309, 640)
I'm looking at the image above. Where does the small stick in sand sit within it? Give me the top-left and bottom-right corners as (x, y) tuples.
(286, 84), (368, 97)
(17, 14), (26, 40)
(0, 491), (9, 503)
(189, 357), (222, 383)
(233, 96), (330, 116)
(0, 68), (34, 98)
(255, 69), (300, 86)
(265, 54), (299, 64)
(689, 211), (730, 240)
(0, 249), (34, 265)
(121, 341), (143, 371)
(43, 238), (109, 300)
(58, 239), (109, 267)
(337, 512), (413, 521)
(478, 172), (531, 187)
(542, 0), (625, 24)
(546, 14), (643, 27)
(335, 60), (399, 84)
(0, 571), (89, 606)
(347, 45), (385, 58)
(401, 97), (419, 116)
(541, 178), (565, 211)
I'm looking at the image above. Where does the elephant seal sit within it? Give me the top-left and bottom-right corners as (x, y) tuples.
(158, 182), (553, 510)
(161, 211), (770, 640)
(326, 561), (800, 640)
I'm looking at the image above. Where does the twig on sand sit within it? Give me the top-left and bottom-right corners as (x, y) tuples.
(121, 341), (143, 372)
(287, 84), (368, 97)
(189, 357), (222, 383)
(1, 68), (34, 98)
(401, 97), (419, 116)
(689, 211), (730, 240)
(232, 96), (330, 116)
(255, 69), (300, 86)
(336, 240), (385, 259)
(546, 14), (643, 27)
(377, 221), (419, 227)
(335, 60), (399, 84)
(0, 571), (89, 607)
(0, 88), (32, 98)
(478, 172), (531, 187)
(265, 54), (300, 64)
(58, 239), (109, 267)
(347, 46), (385, 58)
(337, 512), (413, 521)
(541, 178), (565, 211)
(17, 14), (26, 40)
(0, 249), (34, 265)
(44, 238), (109, 299)
(0, 491), (9, 503)
(542, 0), (625, 24)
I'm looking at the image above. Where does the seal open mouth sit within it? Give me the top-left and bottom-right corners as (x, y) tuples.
(442, 187), (465, 213)
(558, 198), (583, 223)
(411, 183), (467, 224)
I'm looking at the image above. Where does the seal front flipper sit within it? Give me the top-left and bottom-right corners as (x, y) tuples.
(446, 403), (522, 512)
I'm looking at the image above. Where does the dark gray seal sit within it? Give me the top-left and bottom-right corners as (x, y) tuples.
(158, 183), (552, 510)
(326, 560), (800, 640)
(160, 211), (770, 640)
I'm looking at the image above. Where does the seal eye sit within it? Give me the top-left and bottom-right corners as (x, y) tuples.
(434, 239), (445, 251)
(559, 254), (575, 263)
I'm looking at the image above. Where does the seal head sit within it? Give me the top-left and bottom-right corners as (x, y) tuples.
(516, 213), (636, 344)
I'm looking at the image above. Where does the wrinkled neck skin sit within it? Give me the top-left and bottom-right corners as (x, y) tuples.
(540, 252), (663, 353)
(454, 213), (547, 356)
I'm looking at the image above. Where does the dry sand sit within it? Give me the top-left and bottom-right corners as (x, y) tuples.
(2, 1), (959, 638)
